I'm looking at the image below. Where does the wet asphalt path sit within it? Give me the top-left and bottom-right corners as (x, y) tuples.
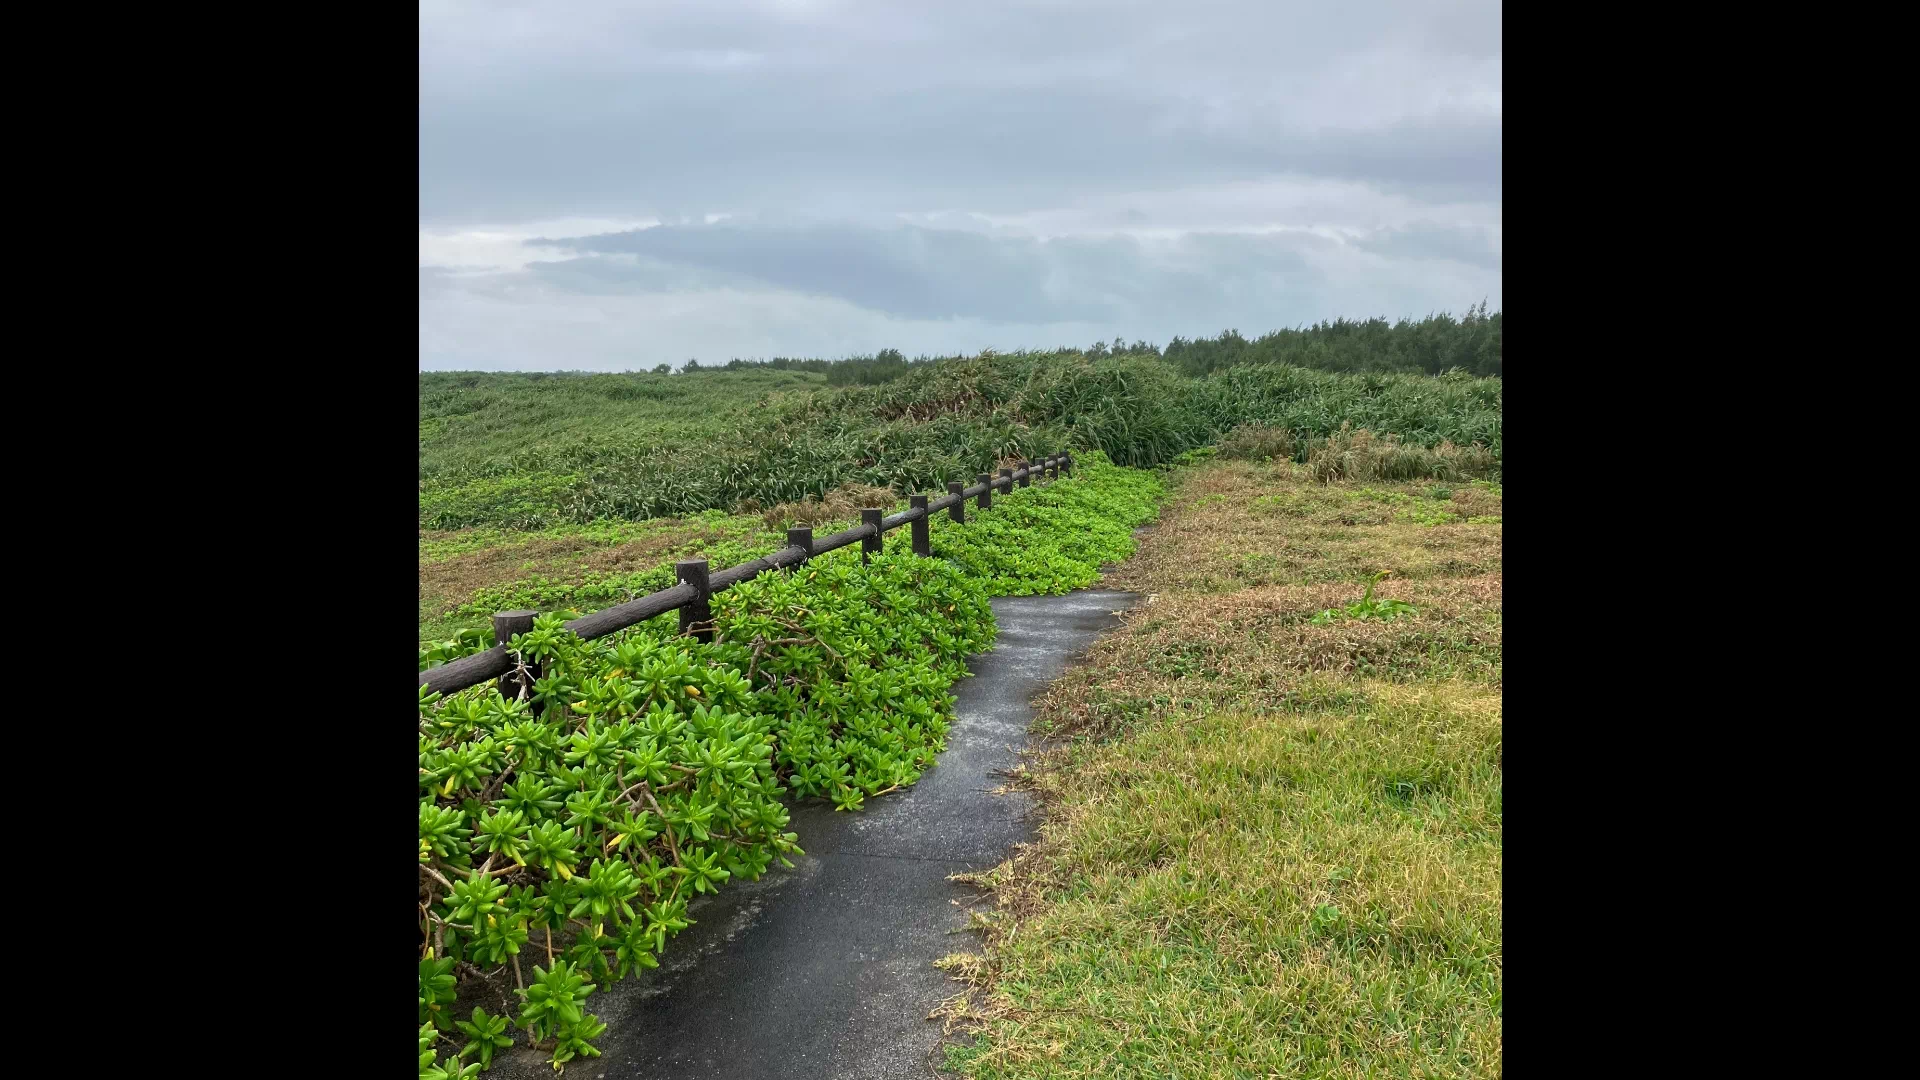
(485, 589), (1140, 1080)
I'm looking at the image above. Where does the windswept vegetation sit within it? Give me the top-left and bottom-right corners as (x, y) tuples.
(421, 342), (1500, 530)
(418, 318), (1504, 1078)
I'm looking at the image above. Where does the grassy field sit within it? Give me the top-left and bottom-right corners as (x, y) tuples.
(420, 352), (1499, 652)
(939, 459), (1502, 1079)
(419, 352), (1500, 531)
(419, 512), (783, 646)
(417, 320), (1508, 1077)
(420, 368), (829, 530)
(420, 368), (826, 477)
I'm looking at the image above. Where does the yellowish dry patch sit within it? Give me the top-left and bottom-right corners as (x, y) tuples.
(1034, 575), (1501, 741)
(757, 480), (903, 530)
(1102, 461), (1501, 595)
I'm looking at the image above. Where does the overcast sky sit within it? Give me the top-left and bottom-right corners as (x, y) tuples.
(419, 0), (1501, 371)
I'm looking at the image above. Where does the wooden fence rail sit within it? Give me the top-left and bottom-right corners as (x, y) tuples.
(420, 451), (1076, 696)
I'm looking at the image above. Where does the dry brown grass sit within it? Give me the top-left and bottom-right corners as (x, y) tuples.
(1305, 424), (1499, 483)
(758, 481), (902, 530)
(1100, 460), (1502, 595)
(942, 456), (1503, 1079)
(1034, 574), (1501, 739)
(1216, 422), (1296, 461)
(417, 522), (741, 629)
(1448, 485), (1502, 519)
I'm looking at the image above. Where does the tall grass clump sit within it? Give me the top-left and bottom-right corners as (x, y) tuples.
(757, 482), (902, 531)
(1182, 365), (1501, 457)
(420, 349), (1499, 529)
(1306, 424), (1499, 484)
(1215, 423), (1295, 462)
(1001, 353), (1207, 468)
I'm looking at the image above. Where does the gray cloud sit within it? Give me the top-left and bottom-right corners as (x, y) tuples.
(420, 99), (1500, 224)
(419, 0), (1500, 369)
(1350, 223), (1502, 271)
(526, 224), (1337, 325)
(420, 0), (1500, 223)
(416, 218), (1498, 370)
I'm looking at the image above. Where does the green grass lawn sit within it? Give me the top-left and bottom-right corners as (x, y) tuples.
(940, 459), (1502, 1079)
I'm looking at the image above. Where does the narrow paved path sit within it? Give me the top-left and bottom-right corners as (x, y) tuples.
(490, 589), (1139, 1080)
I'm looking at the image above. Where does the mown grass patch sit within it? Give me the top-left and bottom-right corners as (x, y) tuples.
(944, 682), (1501, 1080)
(1103, 462), (1501, 596)
(941, 456), (1502, 1079)
(1031, 575), (1501, 737)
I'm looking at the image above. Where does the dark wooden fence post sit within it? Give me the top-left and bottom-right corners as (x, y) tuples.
(1019, 460), (1032, 488)
(421, 445), (1103, 697)
(909, 495), (931, 556)
(677, 560), (712, 643)
(493, 610), (538, 702)
(861, 508), (884, 564)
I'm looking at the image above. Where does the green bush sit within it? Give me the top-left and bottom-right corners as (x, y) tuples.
(933, 452), (1162, 595)
(417, 458), (1167, 1070)
(1162, 303), (1501, 377)
(420, 352), (1500, 528)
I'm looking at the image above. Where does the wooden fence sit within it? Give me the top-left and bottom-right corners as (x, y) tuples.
(419, 452), (1075, 696)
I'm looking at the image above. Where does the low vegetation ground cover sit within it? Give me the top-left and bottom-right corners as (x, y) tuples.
(420, 368), (824, 482)
(420, 351), (1499, 530)
(938, 458), (1502, 1079)
(416, 333), (1505, 1076)
(419, 511), (773, 647)
(419, 454), (1166, 1075)
(420, 458), (1163, 654)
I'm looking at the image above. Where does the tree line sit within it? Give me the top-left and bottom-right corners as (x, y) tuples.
(666, 303), (1501, 383)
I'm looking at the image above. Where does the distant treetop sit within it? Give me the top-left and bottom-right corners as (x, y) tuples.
(675, 304), (1501, 383)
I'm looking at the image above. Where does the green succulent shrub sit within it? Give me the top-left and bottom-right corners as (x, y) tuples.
(417, 456), (1165, 1070)
(933, 452), (1163, 596)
